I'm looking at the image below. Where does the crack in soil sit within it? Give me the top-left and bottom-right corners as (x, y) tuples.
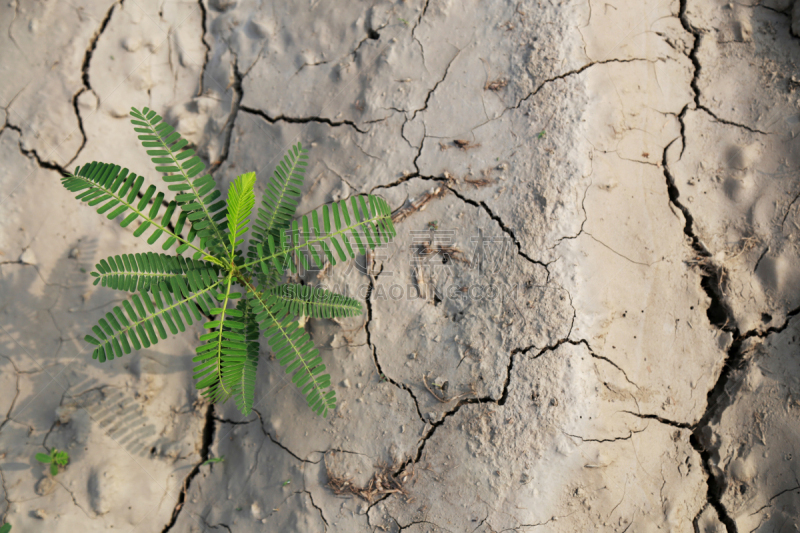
(69, 0), (121, 167)
(161, 403), (215, 533)
(671, 4), (744, 529)
(240, 105), (368, 134)
(304, 489), (329, 529)
(446, 185), (551, 275)
(196, 0), (210, 97)
(209, 55), (243, 174)
(364, 264), (425, 424)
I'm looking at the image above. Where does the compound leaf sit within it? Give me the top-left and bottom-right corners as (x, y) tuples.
(130, 107), (229, 261)
(91, 252), (219, 294)
(62, 162), (203, 256)
(84, 267), (223, 362)
(226, 172), (257, 256)
(266, 284), (362, 319)
(246, 194), (396, 276)
(248, 290), (336, 417)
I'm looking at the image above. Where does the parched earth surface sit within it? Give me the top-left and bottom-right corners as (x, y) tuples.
(2, 0), (800, 531)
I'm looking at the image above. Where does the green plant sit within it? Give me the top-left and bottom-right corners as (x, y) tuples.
(35, 448), (69, 476)
(0, 523), (10, 533)
(61, 106), (397, 417)
(202, 455), (225, 466)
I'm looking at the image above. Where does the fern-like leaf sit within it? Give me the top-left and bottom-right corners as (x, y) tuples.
(193, 273), (248, 405)
(248, 290), (336, 417)
(91, 252), (218, 293)
(84, 268), (223, 362)
(230, 298), (260, 415)
(62, 162), (202, 255)
(248, 143), (308, 262)
(266, 284), (362, 319)
(226, 172), (257, 256)
(247, 195), (396, 275)
(129, 107), (229, 261)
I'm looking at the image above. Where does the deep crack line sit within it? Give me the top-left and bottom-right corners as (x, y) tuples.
(196, 0), (210, 97)
(673, 5), (740, 530)
(364, 266), (425, 424)
(209, 55), (244, 173)
(446, 185), (551, 275)
(68, 0), (121, 167)
(240, 105), (368, 134)
(161, 404), (215, 533)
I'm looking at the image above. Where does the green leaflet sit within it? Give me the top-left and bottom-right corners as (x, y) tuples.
(70, 107), (400, 418)
(91, 252), (219, 293)
(246, 194), (396, 275)
(265, 284), (362, 319)
(247, 143), (308, 262)
(226, 172), (257, 256)
(248, 290), (336, 417)
(84, 268), (223, 363)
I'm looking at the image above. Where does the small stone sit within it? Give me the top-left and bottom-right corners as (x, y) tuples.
(433, 335), (441, 342)
(34, 508), (47, 519)
(342, 379), (351, 388)
(68, 247), (80, 259)
(19, 248), (36, 265)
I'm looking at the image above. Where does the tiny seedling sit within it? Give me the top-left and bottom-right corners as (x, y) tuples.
(0, 523), (10, 533)
(537, 130), (546, 139)
(36, 449), (69, 476)
(283, 479), (291, 486)
(61, 106), (398, 417)
(399, 17), (409, 26)
(202, 455), (225, 466)
(427, 220), (439, 231)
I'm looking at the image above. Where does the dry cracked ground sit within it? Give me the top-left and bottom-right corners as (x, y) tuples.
(2, 0), (800, 531)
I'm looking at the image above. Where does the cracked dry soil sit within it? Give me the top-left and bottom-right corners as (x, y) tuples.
(2, 0), (800, 531)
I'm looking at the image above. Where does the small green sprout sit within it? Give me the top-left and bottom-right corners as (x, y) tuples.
(427, 220), (439, 231)
(36, 448), (69, 476)
(399, 17), (409, 26)
(235, 507), (242, 512)
(283, 479), (291, 486)
(202, 455), (225, 466)
(537, 130), (546, 139)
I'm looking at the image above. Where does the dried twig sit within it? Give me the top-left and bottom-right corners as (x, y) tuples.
(325, 456), (413, 502)
(484, 77), (508, 91)
(391, 186), (448, 223)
